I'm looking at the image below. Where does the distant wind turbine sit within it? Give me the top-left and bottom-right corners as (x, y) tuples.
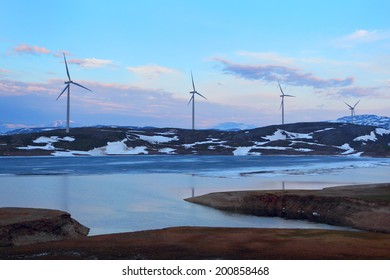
(277, 80), (295, 125)
(188, 71), (207, 130)
(56, 53), (92, 133)
(344, 100), (360, 124)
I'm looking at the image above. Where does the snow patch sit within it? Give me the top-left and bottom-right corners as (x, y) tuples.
(18, 143), (56, 150)
(158, 148), (176, 154)
(33, 136), (75, 144)
(136, 134), (178, 144)
(339, 143), (356, 155)
(233, 146), (253, 156)
(106, 139), (148, 155)
(314, 128), (335, 133)
(375, 128), (390, 136)
(263, 129), (312, 141)
(183, 139), (227, 149)
(263, 130), (286, 141)
(353, 131), (377, 142)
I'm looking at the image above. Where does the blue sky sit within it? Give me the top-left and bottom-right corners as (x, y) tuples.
(1, 0), (390, 130)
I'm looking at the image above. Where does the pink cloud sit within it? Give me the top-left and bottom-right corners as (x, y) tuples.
(68, 58), (114, 68)
(0, 79), (57, 96)
(215, 57), (354, 89)
(337, 86), (382, 97)
(127, 64), (179, 79)
(14, 44), (51, 55)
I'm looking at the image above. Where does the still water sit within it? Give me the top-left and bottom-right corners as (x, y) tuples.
(1, 155), (389, 235)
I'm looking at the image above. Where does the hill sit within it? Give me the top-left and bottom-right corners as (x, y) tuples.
(336, 114), (390, 130)
(0, 122), (390, 157)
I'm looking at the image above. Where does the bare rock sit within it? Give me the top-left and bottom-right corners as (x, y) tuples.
(0, 207), (89, 246)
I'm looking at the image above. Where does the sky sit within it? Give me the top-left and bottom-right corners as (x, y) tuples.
(1, 0), (390, 130)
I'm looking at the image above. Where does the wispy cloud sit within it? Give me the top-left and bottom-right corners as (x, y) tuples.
(14, 44), (51, 55)
(127, 64), (179, 79)
(236, 51), (295, 65)
(0, 68), (11, 76)
(68, 58), (115, 69)
(0, 79), (56, 96)
(337, 29), (390, 47)
(215, 58), (354, 88)
(337, 86), (382, 98)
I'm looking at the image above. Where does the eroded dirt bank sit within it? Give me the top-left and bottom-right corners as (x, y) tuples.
(0, 208), (89, 247)
(185, 183), (390, 233)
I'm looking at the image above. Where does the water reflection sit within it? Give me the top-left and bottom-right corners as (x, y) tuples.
(1, 161), (389, 235)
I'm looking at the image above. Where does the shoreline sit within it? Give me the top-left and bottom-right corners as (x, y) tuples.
(1, 183), (389, 259)
(185, 183), (390, 233)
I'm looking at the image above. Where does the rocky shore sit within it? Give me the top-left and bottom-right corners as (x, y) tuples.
(185, 183), (390, 233)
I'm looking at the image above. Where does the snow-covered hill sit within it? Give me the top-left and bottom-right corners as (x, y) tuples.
(335, 114), (390, 130)
(1, 122), (390, 157)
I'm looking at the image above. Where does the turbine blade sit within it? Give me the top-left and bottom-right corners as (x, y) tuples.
(284, 94), (295, 97)
(277, 80), (285, 95)
(63, 53), (71, 81)
(191, 71), (196, 91)
(71, 81), (92, 92)
(279, 100), (283, 110)
(187, 94), (194, 105)
(56, 85), (69, 100)
(196, 92), (207, 100)
(353, 100), (360, 108)
(344, 102), (353, 109)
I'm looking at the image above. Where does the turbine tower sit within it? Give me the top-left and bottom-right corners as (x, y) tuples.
(188, 71), (207, 130)
(344, 100), (360, 124)
(56, 53), (92, 133)
(277, 80), (295, 125)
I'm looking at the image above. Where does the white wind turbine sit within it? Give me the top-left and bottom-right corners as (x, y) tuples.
(188, 71), (207, 130)
(56, 53), (92, 133)
(344, 100), (360, 124)
(277, 80), (295, 125)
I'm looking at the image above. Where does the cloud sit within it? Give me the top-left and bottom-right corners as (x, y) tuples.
(337, 29), (390, 47)
(0, 79), (57, 96)
(68, 58), (115, 69)
(0, 69), (11, 76)
(215, 58), (354, 88)
(127, 64), (179, 79)
(14, 44), (51, 55)
(236, 51), (295, 65)
(337, 86), (382, 98)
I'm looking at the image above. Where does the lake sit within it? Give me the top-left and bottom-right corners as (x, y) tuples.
(1, 155), (389, 235)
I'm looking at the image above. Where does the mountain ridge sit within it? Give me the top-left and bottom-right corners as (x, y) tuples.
(1, 121), (390, 157)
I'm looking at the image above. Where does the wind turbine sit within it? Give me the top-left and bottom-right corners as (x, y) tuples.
(56, 53), (92, 133)
(277, 80), (295, 125)
(188, 71), (207, 130)
(344, 100), (360, 124)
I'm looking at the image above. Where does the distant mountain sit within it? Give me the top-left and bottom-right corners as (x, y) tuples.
(212, 122), (257, 131)
(335, 114), (390, 130)
(1, 122), (390, 157)
(1, 121), (84, 135)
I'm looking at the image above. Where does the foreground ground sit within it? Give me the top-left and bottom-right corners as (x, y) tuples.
(1, 226), (390, 260)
